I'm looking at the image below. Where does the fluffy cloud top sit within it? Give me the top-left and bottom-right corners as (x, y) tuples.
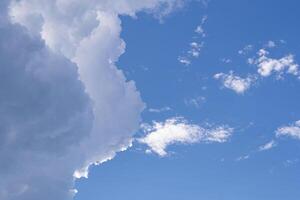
(276, 120), (300, 140)
(138, 117), (233, 157)
(214, 71), (256, 94)
(0, 0), (185, 199)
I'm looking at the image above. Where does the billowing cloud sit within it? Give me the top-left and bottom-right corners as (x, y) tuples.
(138, 117), (233, 157)
(0, 8), (93, 200)
(276, 120), (300, 140)
(1, 0), (185, 199)
(214, 71), (256, 94)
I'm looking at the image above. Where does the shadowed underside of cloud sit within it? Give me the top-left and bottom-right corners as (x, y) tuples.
(0, 0), (185, 199)
(0, 14), (93, 200)
(138, 117), (233, 157)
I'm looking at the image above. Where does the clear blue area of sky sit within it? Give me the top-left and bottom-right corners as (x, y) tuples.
(75, 1), (300, 199)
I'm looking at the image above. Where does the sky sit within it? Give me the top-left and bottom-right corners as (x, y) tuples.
(0, 0), (300, 200)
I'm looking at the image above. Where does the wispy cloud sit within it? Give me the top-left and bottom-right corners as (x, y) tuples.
(148, 106), (172, 113)
(178, 56), (192, 65)
(265, 40), (276, 48)
(259, 140), (277, 151)
(238, 44), (254, 55)
(138, 117), (233, 157)
(178, 15), (207, 65)
(236, 155), (250, 161)
(184, 96), (206, 109)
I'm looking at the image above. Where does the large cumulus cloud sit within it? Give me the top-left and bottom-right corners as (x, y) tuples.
(0, 7), (93, 200)
(0, 0), (183, 199)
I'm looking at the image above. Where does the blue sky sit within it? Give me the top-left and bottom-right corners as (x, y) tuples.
(1, 0), (300, 200)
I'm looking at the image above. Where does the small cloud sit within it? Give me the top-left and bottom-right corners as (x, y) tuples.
(284, 159), (299, 167)
(188, 42), (203, 57)
(199, 0), (210, 7)
(221, 58), (232, 64)
(184, 96), (206, 109)
(265, 40), (276, 48)
(214, 71), (256, 94)
(148, 106), (172, 113)
(276, 120), (300, 140)
(236, 155), (250, 161)
(247, 57), (255, 65)
(138, 117), (233, 157)
(201, 86), (208, 90)
(238, 44), (254, 55)
(279, 39), (286, 44)
(178, 16), (207, 65)
(178, 56), (191, 65)
(254, 49), (299, 78)
(195, 15), (208, 37)
(195, 25), (205, 36)
(258, 140), (277, 151)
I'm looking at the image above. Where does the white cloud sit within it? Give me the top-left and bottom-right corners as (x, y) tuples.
(259, 140), (277, 151)
(221, 58), (232, 64)
(236, 155), (250, 161)
(178, 15), (206, 65)
(148, 107), (172, 113)
(195, 25), (205, 36)
(214, 71), (256, 94)
(178, 42), (203, 65)
(265, 40), (276, 48)
(219, 41), (299, 94)
(178, 56), (191, 65)
(184, 96), (206, 109)
(188, 42), (203, 57)
(2, 0), (184, 199)
(138, 117), (233, 157)
(194, 15), (207, 37)
(238, 44), (253, 55)
(254, 49), (299, 78)
(284, 159), (299, 167)
(276, 120), (300, 140)
(195, 16), (208, 38)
